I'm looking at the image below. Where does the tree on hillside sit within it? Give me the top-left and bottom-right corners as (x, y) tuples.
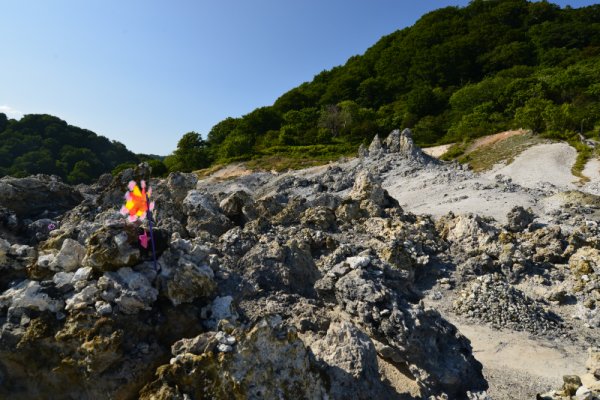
(0, 113), (7, 132)
(318, 104), (352, 138)
(165, 131), (211, 173)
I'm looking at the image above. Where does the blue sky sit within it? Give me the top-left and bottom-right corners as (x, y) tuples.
(1, 1), (598, 155)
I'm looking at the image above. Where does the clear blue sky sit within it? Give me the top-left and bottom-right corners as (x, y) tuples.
(1, 1), (597, 155)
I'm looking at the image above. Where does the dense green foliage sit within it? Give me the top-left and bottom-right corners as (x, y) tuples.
(166, 0), (600, 171)
(0, 114), (141, 183)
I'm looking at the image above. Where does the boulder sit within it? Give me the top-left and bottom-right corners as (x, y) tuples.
(506, 206), (535, 232)
(310, 321), (388, 399)
(219, 190), (255, 226)
(0, 175), (83, 218)
(97, 267), (158, 314)
(183, 190), (233, 236)
(368, 134), (383, 156)
(52, 238), (86, 272)
(159, 236), (216, 305)
(239, 239), (320, 297)
(350, 170), (386, 206)
(83, 223), (141, 272)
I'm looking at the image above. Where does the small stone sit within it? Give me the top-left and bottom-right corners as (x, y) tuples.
(345, 255), (371, 269)
(72, 267), (93, 282)
(95, 301), (113, 316)
(575, 385), (592, 400)
(217, 343), (233, 353)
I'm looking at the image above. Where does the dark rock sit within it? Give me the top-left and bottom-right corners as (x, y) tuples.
(0, 175), (83, 219)
(506, 206), (535, 232)
(183, 190), (234, 237)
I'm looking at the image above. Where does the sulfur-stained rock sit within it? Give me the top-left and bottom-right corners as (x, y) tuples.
(140, 318), (327, 400)
(563, 375), (583, 396)
(439, 213), (500, 257)
(351, 170), (387, 206)
(83, 223), (141, 272)
(300, 206), (336, 231)
(164, 261), (215, 306)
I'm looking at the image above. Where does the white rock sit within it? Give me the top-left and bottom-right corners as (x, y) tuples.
(37, 253), (57, 269)
(72, 266), (93, 282)
(95, 301), (113, 316)
(575, 385), (592, 400)
(98, 267), (158, 314)
(204, 296), (236, 329)
(53, 272), (75, 290)
(0, 280), (64, 313)
(345, 255), (371, 269)
(65, 284), (99, 311)
(217, 343), (233, 353)
(9, 244), (36, 260)
(52, 238), (86, 272)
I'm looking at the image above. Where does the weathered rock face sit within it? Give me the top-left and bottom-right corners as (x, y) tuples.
(182, 190), (234, 237)
(158, 235), (217, 305)
(0, 174), (83, 218)
(310, 320), (395, 399)
(140, 317), (328, 400)
(83, 223), (142, 272)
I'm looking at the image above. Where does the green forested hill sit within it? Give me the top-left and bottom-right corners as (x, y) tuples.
(167, 0), (600, 171)
(0, 113), (140, 183)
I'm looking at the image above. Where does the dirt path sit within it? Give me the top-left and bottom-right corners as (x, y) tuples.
(467, 129), (528, 154)
(419, 296), (588, 400)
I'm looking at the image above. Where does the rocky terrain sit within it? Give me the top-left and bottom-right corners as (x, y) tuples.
(0, 129), (599, 399)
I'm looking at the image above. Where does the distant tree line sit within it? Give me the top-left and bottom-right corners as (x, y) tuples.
(0, 114), (145, 183)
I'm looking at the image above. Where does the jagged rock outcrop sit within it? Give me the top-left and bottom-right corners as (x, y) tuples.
(363, 128), (430, 163)
(4, 136), (598, 400)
